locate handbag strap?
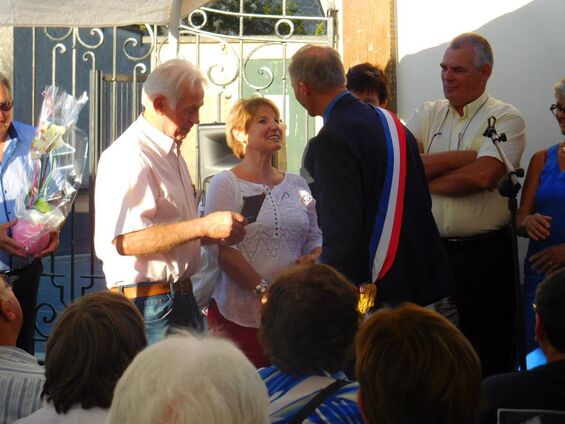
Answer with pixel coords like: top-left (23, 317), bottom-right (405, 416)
top-left (288, 379), bottom-right (350, 424)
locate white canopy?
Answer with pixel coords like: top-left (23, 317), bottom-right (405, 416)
top-left (1, 0), bottom-right (208, 27)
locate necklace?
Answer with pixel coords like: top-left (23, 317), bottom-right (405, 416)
top-left (426, 96), bottom-right (489, 153)
top-left (456, 96), bottom-right (490, 150)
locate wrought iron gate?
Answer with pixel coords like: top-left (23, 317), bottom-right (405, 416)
top-left (11, 1), bottom-right (336, 354)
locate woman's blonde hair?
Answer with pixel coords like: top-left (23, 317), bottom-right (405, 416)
top-left (226, 97), bottom-right (280, 159)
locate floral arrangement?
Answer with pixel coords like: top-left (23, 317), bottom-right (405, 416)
top-left (12, 86), bottom-right (88, 254)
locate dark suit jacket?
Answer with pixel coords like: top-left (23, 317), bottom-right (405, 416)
top-left (304, 93), bottom-right (452, 306)
top-left (481, 360), bottom-right (565, 424)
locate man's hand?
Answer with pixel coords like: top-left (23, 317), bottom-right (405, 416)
top-left (0, 219), bottom-right (27, 257)
top-left (36, 231), bottom-right (60, 258)
top-left (522, 213), bottom-right (552, 241)
top-left (530, 243), bottom-right (565, 275)
top-left (202, 211), bottom-right (246, 246)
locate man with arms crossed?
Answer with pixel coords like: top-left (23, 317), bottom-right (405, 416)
top-left (407, 33), bottom-right (526, 376)
top-left (95, 59), bottom-right (245, 344)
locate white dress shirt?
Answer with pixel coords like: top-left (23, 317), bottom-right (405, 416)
top-left (94, 115), bottom-right (200, 287)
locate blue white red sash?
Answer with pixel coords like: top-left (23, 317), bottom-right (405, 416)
top-left (368, 107), bottom-right (407, 282)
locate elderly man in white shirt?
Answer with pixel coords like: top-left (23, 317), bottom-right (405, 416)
top-left (407, 33), bottom-right (526, 377)
top-left (95, 59), bottom-right (246, 344)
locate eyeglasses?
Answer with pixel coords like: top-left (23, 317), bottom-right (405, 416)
top-left (550, 104), bottom-right (565, 117)
top-left (0, 101), bottom-right (13, 112)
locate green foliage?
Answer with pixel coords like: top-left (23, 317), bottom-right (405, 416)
top-left (190, 0), bottom-right (325, 36)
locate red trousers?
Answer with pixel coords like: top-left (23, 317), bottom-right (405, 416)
top-left (207, 299), bottom-right (270, 368)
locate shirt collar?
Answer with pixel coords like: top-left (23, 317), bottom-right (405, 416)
top-left (450, 91), bottom-right (489, 119)
top-left (323, 90), bottom-right (349, 123)
top-left (137, 114), bottom-right (178, 155)
top-left (7, 123), bottom-right (19, 143)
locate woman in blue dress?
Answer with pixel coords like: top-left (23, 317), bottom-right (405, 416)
top-left (518, 76), bottom-right (565, 353)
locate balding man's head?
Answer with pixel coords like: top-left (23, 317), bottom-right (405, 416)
top-left (0, 275), bottom-right (23, 345)
top-left (288, 44), bottom-right (346, 92)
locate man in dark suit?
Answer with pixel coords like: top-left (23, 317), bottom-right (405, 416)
top-left (288, 44), bottom-right (453, 309)
top-left (481, 268), bottom-right (565, 423)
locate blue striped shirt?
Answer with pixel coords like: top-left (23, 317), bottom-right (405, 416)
top-left (259, 366), bottom-right (363, 423)
top-left (0, 346), bottom-right (44, 424)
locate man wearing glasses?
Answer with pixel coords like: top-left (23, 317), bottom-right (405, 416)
top-left (406, 33), bottom-right (526, 377)
top-left (0, 73), bottom-right (60, 355)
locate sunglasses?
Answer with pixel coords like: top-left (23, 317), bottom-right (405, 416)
top-left (0, 101), bottom-right (13, 112)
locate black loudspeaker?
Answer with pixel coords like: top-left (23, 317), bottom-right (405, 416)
top-left (197, 123), bottom-right (240, 187)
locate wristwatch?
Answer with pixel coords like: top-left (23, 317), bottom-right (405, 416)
top-left (253, 278), bottom-right (270, 297)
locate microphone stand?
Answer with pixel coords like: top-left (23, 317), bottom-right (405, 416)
top-left (483, 116), bottom-right (526, 371)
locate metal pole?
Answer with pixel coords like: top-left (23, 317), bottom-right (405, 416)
top-left (169, 0), bottom-right (182, 57)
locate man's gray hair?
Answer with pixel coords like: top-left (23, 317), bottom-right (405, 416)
top-left (142, 58), bottom-right (204, 109)
top-left (108, 333), bottom-right (269, 424)
top-left (553, 76), bottom-right (565, 101)
top-left (288, 44), bottom-right (346, 92)
top-left (0, 72), bottom-right (12, 98)
top-left (449, 33), bottom-right (493, 69)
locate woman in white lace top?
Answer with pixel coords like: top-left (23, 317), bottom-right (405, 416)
top-left (204, 98), bottom-right (322, 367)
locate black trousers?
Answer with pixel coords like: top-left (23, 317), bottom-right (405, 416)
top-left (443, 228), bottom-right (515, 378)
top-left (9, 259), bottom-right (43, 355)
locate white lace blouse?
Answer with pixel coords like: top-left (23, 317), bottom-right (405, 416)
top-left (204, 170), bottom-right (322, 328)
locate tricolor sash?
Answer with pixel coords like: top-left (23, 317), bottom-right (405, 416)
top-left (368, 107), bottom-right (407, 282)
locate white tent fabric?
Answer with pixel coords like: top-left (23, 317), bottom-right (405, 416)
top-left (1, 0), bottom-right (208, 27)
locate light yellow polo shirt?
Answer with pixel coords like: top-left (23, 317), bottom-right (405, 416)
top-left (407, 91), bottom-right (526, 237)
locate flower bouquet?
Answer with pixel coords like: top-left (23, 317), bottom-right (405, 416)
top-left (12, 86), bottom-right (88, 255)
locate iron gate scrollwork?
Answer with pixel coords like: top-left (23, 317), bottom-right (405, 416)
top-left (12, 0), bottom-right (336, 355)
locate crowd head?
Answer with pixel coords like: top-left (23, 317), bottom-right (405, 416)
top-left (109, 333), bottom-right (269, 424)
top-left (355, 303), bottom-right (482, 424)
top-left (260, 263), bottom-right (359, 374)
top-left (535, 268), bottom-right (565, 354)
top-left (0, 275), bottom-right (22, 344)
top-left (552, 76), bottom-right (565, 136)
top-left (142, 58), bottom-right (204, 110)
top-left (0, 72), bottom-right (12, 97)
top-left (288, 44), bottom-right (346, 93)
top-left (0, 72), bottom-right (14, 142)
top-left (441, 32), bottom-right (493, 110)
top-left (449, 32), bottom-right (493, 69)
top-left (43, 291), bottom-right (147, 413)
top-left (346, 63), bottom-right (389, 107)
top-left (554, 76), bottom-right (565, 103)
top-left (226, 97), bottom-right (282, 159)
top-left (141, 59), bottom-right (205, 143)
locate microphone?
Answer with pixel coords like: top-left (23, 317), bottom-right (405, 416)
top-left (483, 116), bottom-right (507, 142)
top-left (483, 116), bottom-right (496, 138)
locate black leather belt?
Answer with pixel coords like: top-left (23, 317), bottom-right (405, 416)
top-left (442, 227), bottom-right (508, 248)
